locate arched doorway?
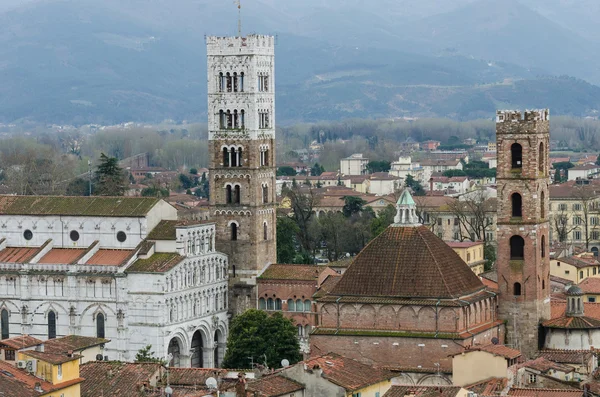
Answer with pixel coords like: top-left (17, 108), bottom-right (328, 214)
top-left (191, 331), bottom-right (204, 368)
top-left (168, 338), bottom-right (182, 367)
top-left (214, 329), bottom-right (223, 368)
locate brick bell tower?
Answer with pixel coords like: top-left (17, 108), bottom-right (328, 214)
top-left (207, 35), bottom-right (277, 315)
top-left (496, 109), bottom-right (551, 358)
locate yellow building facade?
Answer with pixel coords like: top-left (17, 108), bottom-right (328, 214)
top-left (550, 253), bottom-right (600, 283)
top-left (447, 241), bottom-right (486, 275)
top-left (18, 350), bottom-right (82, 397)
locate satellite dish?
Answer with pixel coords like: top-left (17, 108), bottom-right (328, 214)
top-left (206, 377), bottom-right (218, 389)
top-left (281, 359), bottom-right (290, 367)
top-left (96, 354), bottom-right (103, 361)
top-left (491, 337), bottom-right (500, 345)
top-left (165, 386), bottom-right (173, 397)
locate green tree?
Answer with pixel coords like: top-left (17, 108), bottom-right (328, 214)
top-left (442, 169), bottom-right (467, 177)
top-left (596, 154), bottom-right (600, 166)
top-left (370, 204), bottom-right (396, 236)
top-left (277, 166), bottom-right (297, 176)
top-left (66, 177), bottom-right (91, 196)
top-left (141, 186), bottom-right (169, 198)
top-left (94, 153), bottom-right (126, 196)
top-left (311, 163), bottom-right (325, 176)
top-left (366, 160), bottom-right (391, 173)
top-left (277, 217), bottom-right (299, 263)
top-left (179, 174), bottom-right (194, 190)
top-left (135, 345), bottom-right (164, 364)
top-left (222, 310), bottom-right (301, 369)
top-left (343, 196), bottom-right (367, 217)
top-left (190, 168), bottom-right (198, 175)
top-left (405, 174), bottom-right (425, 196)
top-left (484, 244), bottom-right (496, 272)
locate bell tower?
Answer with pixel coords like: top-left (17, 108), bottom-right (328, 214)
top-left (496, 109), bottom-right (551, 358)
top-left (207, 35), bottom-right (277, 315)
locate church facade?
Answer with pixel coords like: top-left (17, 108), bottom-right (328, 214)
top-left (207, 34), bottom-right (277, 315)
top-left (0, 196), bottom-right (229, 368)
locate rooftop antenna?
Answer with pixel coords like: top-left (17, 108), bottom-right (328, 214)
top-left (234, 0), bottom-right (242, 37)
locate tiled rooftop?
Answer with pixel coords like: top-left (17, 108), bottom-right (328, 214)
top-left (85, 249), bottom-right (134, 266)
top-left (80, 361), bottom-right (162, 397)
top-left (38, 248), bottom-right (87, 264)
top-left (21, 350), bottom-right (81, 365)
top-left (578, 277), bottom-right (600, 294)
top-left (464, 377), bottom-right (507, 396)
top-left (259, 264), bottom-right (329, 281)
top-left (383, 386), bottom-right (463, 397)
top-left (301, 352), bottom-right (393, 392)
top-left (0, 335), bottom-right (42, 350)
top-left (522, 357), bottom-right (574, 374)
top-left (0, 246), bottom-right (40, 263)
top-left (126, 252), bottom-right (184, 273)
top-left (0, 360), bottom-right (82, 397)
top-left (246, 374), bottom-right (304, 396)
top-left (542, 315), bottom-right (600, 329)
top-left (551, 301), bottom-right (600, 320)
top-left (328, 225), bottom-right (485, 299)
top-left (479, 344), bottom-right (522, 360)
top-left (554, 256), bottom-right (600, 269)
top-left (166, 367), bottom-right (226, 386)
top-left (147, 219), bottom-right (212, 241)
top-left (446, 241), bottom-right (483, 248)
top-left (313, 274), bottom-right (342, 299)
top-left (42, 335), bottom-right (109, 354)
top-left (537, 349), bottom-right (594, 364)
top-left (508, 388), bottom-right (582, 397)
top-left (0, 195), bottom-right (161, 217)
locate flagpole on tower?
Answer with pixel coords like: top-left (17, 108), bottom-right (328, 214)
top-left (235, 0), bottom-right (242, 37)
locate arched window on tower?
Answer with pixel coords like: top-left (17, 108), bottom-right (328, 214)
top-left (240, 72), bottom-right (244, 92)
top-left (226, 72), bottom-right (232, 92)
top-left (233, 72), bottom-right (238, 92)
top-left (539, 142), bottom-right (545, 173)
top-left (233, 110), bottom-right (239, 128)
top-left (264, 149), bottom-right (269, 166)
top-left (237, 148), bottom-right (243, 167)
top-left (540, 191), bottom-right (545, 219)
top-left (225, 186), bottom-right (232, 204)
top-left (511, 193), bottom-right (522, 217)
top-left (218, 72), bottom-right (224, 92)
top-left (511, 143), bottom-right (523, 169)
top-left (230, 148), bottom-right (237, 167)
top-left (234, 185), bottom-right (241, 204)
top-left (226, 110), bottom-right (232, 129)
top-left (262, 185), bottom-right (268, 203)
top-left (510, 235), bottom-right (525, 260)
top-left (263, 223), bottom-right (268, 240)
top-left (48, 311), bottom-right (56, 339)
top-left (1, 309), bottom-right (8, 339)
top-left (240, 110), bottom-right (245, 128)
top-left (541, 235), bottom-right (546, 258)
top-left (230, 223), bottom-right (238, 241)
top-left (96, 313), bottom-right (105, 339)
top-left (223, 147), bottom-right (229, 167)
top-left (219, 110), bottom-right (225, 129)
top-left (513, 282), bottom-right (522, 296)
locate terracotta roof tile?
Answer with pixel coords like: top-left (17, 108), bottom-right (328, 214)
top-left (0, 360), bottom-right (82, 397)
top-left (479, 344), bottom-right (522, 359)
top-left (0, 247), bottom-right (41, 263)
top-left (126, 253), bottom-right (184, 273)
top-left (329, 225), bottom-right (485, 299)
top-left (0, 335), bottom-right (42, 350)
top-left (508, 388), bottom-right (583, 397)
top-left (446, 241), bottom-right (483, 248)
top-left (38, 248), bottom-right (87, 264)
top-left (555, 256), bottom-right (600, 269)
top-left (301, 352), bottom-right (393, 392)
top-left (21, 350), bottom-right (81, 364)
top-left (543, 315), bottom-right (600, 329)
top-left (246, 374), bottom-right (304, 396)
top-left (313, 274), bottom-right (342, 299)
top-left (166, 368), bottom-right (226, 386)
top-left (551, 301), bottom-right (600, 320)
top-left (42, 335), bottom-right (109, 354)
top-left (578, 278), bottom-right (600, 294)
top-left (86, 249), bottom-right (135, 266)
top-left (80, 361), bottom-right (162, 397)
top-left (0, 195), bottom-right (161, 217)
top-left (259, 264), bottom-right (328, 281)
top-left (384, 386), bottom-right (463, 397)
top-left (537, 350), bottom-right (594, 364)
top-left (522, 357), bottom-right (574, 374)
top-left (465, 377), bottom-right (507, 396)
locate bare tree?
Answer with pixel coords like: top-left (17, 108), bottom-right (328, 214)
top-left (571, 185), bottom-right (600, 249)
top-left (285, 185), bottom-right (320, 253)
top-left (447, 189), bottom-right (495, 244)
top-left (553, 207), bottom-right (576, 243)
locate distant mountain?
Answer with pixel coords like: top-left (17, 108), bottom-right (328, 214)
top-left (1, 0), bottom-right (600, 124)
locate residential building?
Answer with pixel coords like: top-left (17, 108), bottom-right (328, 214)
top-left (80, 361), bottom-right (162, 397)
top-left (389, 156), bottom-right (425, 184)
top-left (42, 335), bottom-right (109, 364)
top-left (495, 109), bottom-right (551, 359)
top-left (421, 140), bottom-right (441, 151)
top-left (281, 352), bottom-right (394, 397)
top-left (451, 344), bottom-right (521, 386)
top-left (368, 172), bottom-right (401, 196)
top-left (568, 164), bottom-right (600, 181)
top-left (550, 253), bottom-right (600, 283)
top-left (578, 277), bottom-right (600, 302)
top-left (488, 142), bottom-right (497, 152)
top-left (517, 357), bottom-right (578, 385)
top-left (0, 196), bottom-right (228, 368)
top-left (311, 191), bottom-right (503, 370)
top-left (257, 264), bottom-right (338, 353)
top-left (420, 159), bottom-right (463, 183)
top-left (430, 176), bottom-right (470, 195)
top-left (340, 153), bottom-right (369, 175)
top-left (0, 351), bottom-right (83, 397)
top-left (0, 335), bottom-right (42, 363)
top-left (245, 373), bottom-right (305, 397)
top-left (446, 241), bottom-right (486, 275)
top-left (207, 34), bottom-right (277, 315)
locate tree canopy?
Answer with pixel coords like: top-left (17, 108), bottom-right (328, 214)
top-left (277, 166), bottom-right (297, 176)
top-left (222, 310), bottom-right (301, 369)
top-left (94, 153), bottom-right (126, 196)
top-left (366, 160), bottom-right (391, 173)
top-left (405, 174), bottom-right (425, 196)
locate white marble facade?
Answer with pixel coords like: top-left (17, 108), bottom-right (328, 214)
top-left (0, 196), bottom-right (228, 368)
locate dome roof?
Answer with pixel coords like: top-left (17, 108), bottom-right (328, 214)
top-left (566, 285), bottom-right (584, 296)
top-left (329, 225), bottom-right (486, 299)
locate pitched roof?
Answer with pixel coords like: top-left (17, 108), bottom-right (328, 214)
top-left (246, 374), bottom-right (304, 396)
top-left (464, 377), bottom-right (507, 396)
top-left (38, 248), bottom-right (87, 264)
top-left (80, 361), bottom-right (162, 397)
top-left (166, 367), bottom-right (226, 386)
top-left (85, 249), bottom-right (135, 266)
top-left (259, 264), bottom-right (328, 281)
top-left (42, 335), bottom-right (109, 354)
top-left (0, 246), bottom-right (41, 263)
top-left (21, 350), bottom-right (81, 364)
top-left (551, 301), bottom-right (600, 320)
top-left (328, 225), bottom-right (485, 299)
top-left (555, 256), bottom-right (600, 269)
top-left (313, 274), bottom-right (343, 299)
top-left (147, 219), bottom-right (212, 241)
top-left (508, 388), bottom-right (583, 397)
top-left (0, 335), bottom-right (42, 350)
top-left (479, 344), bottom-right (522, 359)
top-left (0, 360), bottom-right (83, 397)
top-left (446, 241), bottom-right (483, 248)
top-left (0, 195), bottom-right (162, 217)
top-left (522, 357), bottom-right (574, 374)
top-left (126, 253), bottom-right (184, 273)
top-left (537, 349), bottom-right (594, 364)
top-left (578, 277), bottom-right (600, 294)
top-left (383, 386), bottom-right (463, 397)
top-left (301, 352), bottom-right (393, 392)
top-left (542, 315), bottom-right (600, 329)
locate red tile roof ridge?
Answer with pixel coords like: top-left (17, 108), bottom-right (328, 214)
top-left (0, 335), bottom-right (43, 349)
top-left (21, 350), bottom-right (82, 364)
top-left (71, 241), bottom-right (100, 265)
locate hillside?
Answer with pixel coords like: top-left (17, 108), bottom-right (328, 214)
top-left (0, 0), bottom-right (600, 124)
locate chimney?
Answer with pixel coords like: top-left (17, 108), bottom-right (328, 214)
top-left (67, 350), bottom-right (73, 357)
top-left (429, 178), bottom-right (433, 193)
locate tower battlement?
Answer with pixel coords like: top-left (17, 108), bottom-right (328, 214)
top-left (207, 35), bottom-right (275, 56)
top-left (496, 109), bottom-right (549, 134)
